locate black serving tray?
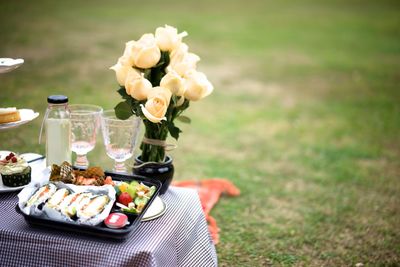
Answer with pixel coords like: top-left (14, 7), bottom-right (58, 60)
top-left (15, 172), bottom-right (162, 240)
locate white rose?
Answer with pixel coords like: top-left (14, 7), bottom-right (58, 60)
top-left (118, 55), bottom-right (134, 67)
top-left (140, 87), bottom-right (172, 123)
top-left (110, 61), bottom-right (131, 86)
top-left (130, 34), bottom-right (161, 69)
top-left (155, 25), bottom-right (188, 52)
top-left (110, 51), bottom-right (139, 86)
top-left (169, 43), bottom-right (189, 66)
top-left (184, 70), bottom-right (213, 101)
top-left (160, 70), bottom-right (185, 96)
top-left (122, 68), bottom-right (141, 93)
top-left (125, 72), bottom-right (152, 101)
top-left (122, 40), bottom-right (136, 66)
top-left (171, 52), bottom-right (200, 77)
top-left (125, 67), bottom-right (141, 81)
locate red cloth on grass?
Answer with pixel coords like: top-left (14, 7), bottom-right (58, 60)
top-left (173, 179), bottom-right (240, 244)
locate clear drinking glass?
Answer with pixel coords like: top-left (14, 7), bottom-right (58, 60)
top-left (70, 104), bottom-right (103, 168)
top-left (101, 110), bottom-right (141, 173)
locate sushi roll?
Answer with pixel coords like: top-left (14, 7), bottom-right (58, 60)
top-left (74, 194), bottom-right (93, 214)
top-left (26, 183), bottom-right (57, 208)
top-left (78, 195), bottom-right (110, 220)
top-left (58, 192), bottom-right (92, 218)
top-left (45, 188), bottom-right (70, 208)
top-left (65, 193), bottom-right (92, 218)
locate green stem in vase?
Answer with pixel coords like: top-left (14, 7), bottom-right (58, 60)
top-left (140, 120), bottom-right (169, 162)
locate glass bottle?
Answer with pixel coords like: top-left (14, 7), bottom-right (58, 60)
top-left (40, 95), bottom-right (71, 166)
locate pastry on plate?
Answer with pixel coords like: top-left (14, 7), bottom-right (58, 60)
top-left (0, 152), bottom-right (31, 187)
top-left (0, 107), bottom-right (21, 124)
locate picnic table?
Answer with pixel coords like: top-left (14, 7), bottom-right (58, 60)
top-left (0, 157), bottom-right (217, 267)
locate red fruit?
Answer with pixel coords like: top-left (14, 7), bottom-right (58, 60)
top-left (11, 157), bottom-right (17, 163)
top-left (6, 153), bottom-right (15, 161)
top-left (117, 192), bottom-right (132, 206)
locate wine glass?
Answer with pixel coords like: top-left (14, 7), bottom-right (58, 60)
top-left (101, 110), bottom-right (141, 173)
top-left (69, 104), bottom-right (103, 168)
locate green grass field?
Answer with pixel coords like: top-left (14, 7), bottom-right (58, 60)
top-left (1, 0), bottom-right (399, 266)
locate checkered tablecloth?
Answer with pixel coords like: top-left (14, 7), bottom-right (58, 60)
top-left (0, 186), bottom-right (218, 267)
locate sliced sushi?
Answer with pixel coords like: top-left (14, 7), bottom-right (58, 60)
top-left (65, 193), bottom-right (93, 218)
top-left (45, 188), bottom-right (70, 208)
top-left (26, 183), bottom-right (57, 208)
top-left (58, 192), bottom-right (92, 218)
top-left (78, 195), bottom-right (109, 220)
top-left (74, 193), bottom-right (93, 214)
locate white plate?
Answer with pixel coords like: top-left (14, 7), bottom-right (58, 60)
top-left (0, 178), bottom-right (27, 192)
top-left (0, 58), bottom-right (24, 74)
top-left (142, 196), bottom-right (166, 222)
top-left (0, 152), bottom-right (47, 193)
top-left (0, 109), bottom-right (39, 130)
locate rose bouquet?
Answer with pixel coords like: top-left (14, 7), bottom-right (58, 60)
top-left (111, 25), bottom-right (213, 163)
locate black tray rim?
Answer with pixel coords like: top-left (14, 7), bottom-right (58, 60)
top-left (15, 172), bottom-right (162, 240)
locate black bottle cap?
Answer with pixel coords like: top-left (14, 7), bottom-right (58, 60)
top-left (47, 95), bottom-right (68, 104)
